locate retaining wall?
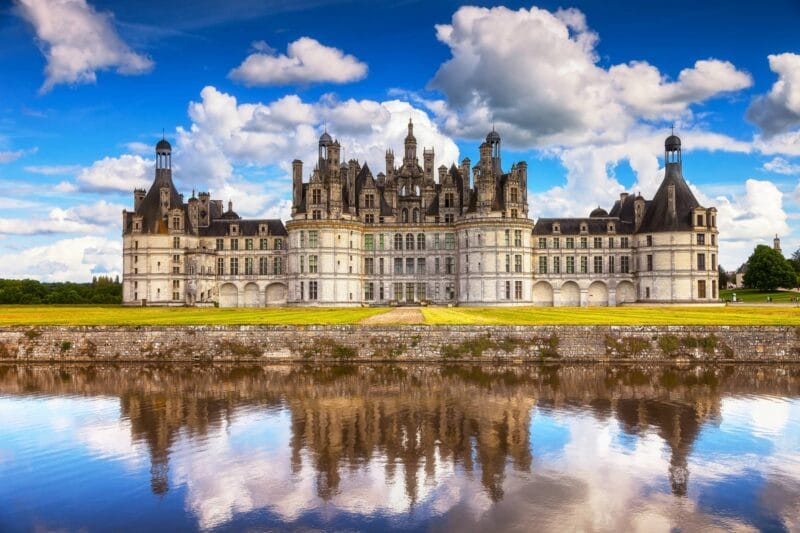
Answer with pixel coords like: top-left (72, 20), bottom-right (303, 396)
top-left (1, 325), bottom-right (799, 362)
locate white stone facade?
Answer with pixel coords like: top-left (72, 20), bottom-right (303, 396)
top-left (122, 132), bottom-right (718, 307)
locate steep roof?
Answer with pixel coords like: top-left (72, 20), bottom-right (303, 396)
top-left (638, 163), bottom-right (701, 233)
top-left (133, 169), bottom-right (184, 234)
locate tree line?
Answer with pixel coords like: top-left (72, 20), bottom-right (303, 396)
top-left (720, 245), bottom-right (800, 292)
top-left (0, 276), bottom-right (122, 304)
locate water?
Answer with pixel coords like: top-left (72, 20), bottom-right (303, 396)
top-left (0, 364), bottom-right (798, 532)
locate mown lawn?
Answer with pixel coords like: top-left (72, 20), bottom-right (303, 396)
top-left (720, 288), bottom-right (800, 302)
top-left (0, 306), bottom-right (389, 326)
top-left (421, 306), bottom-right (800, 326)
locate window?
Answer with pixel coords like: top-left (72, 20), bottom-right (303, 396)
top-left (553, 237), bottom-right (560, 249)
top-left (553, 257), bottom-right (561, 274)
top-left (698, 279), bottom-right (706, 299)
top-left (434, 234), bottom-right (441, 249)
top-left (620, 256), bottom-right (630, 273)
top-left (173, 237), bottom-right (180, 249)
top-left (538, 237), bottom-right (547, 249)
top-left (514, 230), bottom-right (522, 246)
top-left (365, 257), bottom-right (374, 275)
top-left (608, 256), bottom-right (615, 273)
top-left (697, 253), bottom-right (706, 271)
top-left (394, 258), bottom-right (402, 274)
top-left (504, 229), bottom-right (511, 246)
top-left (230, 257), bottom-right (239, 275)
top-left (217, 257), bottom-right (224, 275)
top-left (646, 287), bottom-right (650, 299)
top-left (593, 237), bottom-right (602, 249)
top-left (445, 257), bottom-right (455, 274)
top-left (244, 238), bottom-right (253, 250)
top-left (259, 257), bottom-right (268, 275)
top-left (445, 233), bottom-right (455, 250)
top-left (580, 237), bottom-right (588, 249)
top-left (444, 192), bottom-right (455, 207)
top-left (505, 254), bottom-right (511, 273)
top-left (312, 189), bottom-right (322, 204)
top-left (711, 234), bottom-right (716, 246)
top-left (312, 210), bottom-right (322, 220)
top-left (646, 235), bottom-right (653, 247)
top-left (647, 255), bottom-right (653, 271)
top-left (365, 234), bottom-right (374, 251)
top-left (394, 234), bottom-right (402, 250)
top-left (309, 231), bottom-right (319, 247)
top-left (260, 239), bottom-right (268, 250)
top-left (379, 234), bottom-right (385, 250)
top-left (364, 193), bottom-right (375, 208)
top-left (230, 238), bottom-right (239, 251)
top-left (299, 282), bottom-right (304, 300)
top-left (244, 257), bottom-right (253, 275)
top-left (406, 258), bottom-right (414, 274)
top-left (274, 239), bottom-right (283, 250)
top-left (365, 214), bottom-right (374, 224)
top-left (566, 256), bottom-right (575, 274)
top-left (608, 237), bottom-right (615, 249)
top-left (696, 214), bottom-right (704, 226)
top-left (711, 253), bottom-right (716, 270)
top-left (417, 258), bottom-right (426, 274)
top-left (300, 256), bottom-right (304, 273)
top-left (712, 280), bottom-right (718, 299)
top-left (379, 257), bottom-right (384, 275)
top-left (514, 281), bottom-right (523, 300)
top-left (444, 213), bottom-right (454, 223)
top-left (445, 283), bottom-right (455, 300)
top-left (505, 281), bottom-right (511, 300)
top-left (435, 257), bottom-right (440, 274)
top-left (566, 237), bottom-right (575, 249)
top-left (417, 234), bottom-right (425, 250)
top-left (406, 233), bottom-right (414, 250)
top-left (413, 208), bottom-right (419, 223)
top-left (273, 257), bottom-right (282, 275)
top-left (514, 254), bottom-right (522, 273)
top-left (365, 282), bottom-right (374, 300)
top-left (580, 256), bottom-right (588, 274)
top-left (697, 233), bottom-right (705, 245)
top-left (594, 256), bottom-right (603, 274)
top-left (309, 281), bottom-right (318, 300)
top-left (309, 255), bottom-right (318, 273)
top-left (621, 237), bottom-right (629, 248)
top-left (172, 266), bottom-right (180, 274)
top-left (539, 256), bottom-right (548, 274)
top-left (402, 209), bottom-right (409, 223)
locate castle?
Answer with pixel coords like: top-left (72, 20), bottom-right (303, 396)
top-left (122, 123), bottom-right (719, 307)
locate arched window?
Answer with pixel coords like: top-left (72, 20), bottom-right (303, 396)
top-left (417, 233), bottom-right (425, 250)
top-left (394, 233), bottom-right (403, 250)
top-left (402, 209), bottom-right (409, 223)
top-left (415, 185), bottom-right (420, 196)
top-left (406, 233), bottom-right (414, 250)
top-left (413, 208), bottom-right (419, 223)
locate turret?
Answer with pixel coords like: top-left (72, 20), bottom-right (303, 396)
top-left (404, 119), bottom-right (417, 164)
top-left (460, 157), bottom-right (471, 188)
top-left (188, 193), bottom-right (199, 232)
top-left (133, 188), bottom-right (146, 211)
top-left (155, 138), bottom-right (172, 184)
top-left (486, 127), bottom-right (501, 174)
top-left (634, 194), bottom-right (646, 231)
top-left (198, 192), bottom-right (210, 227)
top-left (328, 140), bottom-right (340, 169)
top-left (423, 147), bottom-right (434, 181)
top-left (385, 149), bottom-right (394, 177)
top-left (292, 159), bottom-right (303, 210)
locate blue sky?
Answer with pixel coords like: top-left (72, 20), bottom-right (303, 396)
top-left (0, 0), bottom-right (799, 281)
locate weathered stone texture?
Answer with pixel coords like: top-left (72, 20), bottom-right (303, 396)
top-left (0, 325), bottom-right (798, 362)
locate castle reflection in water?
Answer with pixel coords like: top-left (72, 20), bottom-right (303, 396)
top-left (2, 363), bottom-right (797, 510)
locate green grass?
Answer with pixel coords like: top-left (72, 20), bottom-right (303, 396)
top-left (720, 288), bottom-right (800, 302)
top-left (421, 306), bottom-right (800, 326)
top-left (0, 305), bottom-right (389, 326)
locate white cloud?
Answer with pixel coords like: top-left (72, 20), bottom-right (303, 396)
top-left (0, 149), bottom-right (26, 164)
top-left (0, 199), bottom-right (123, 236)
top-left (428, 5), bottom-right (751, 148)
top-left (14, 0), bottom-right (153, 92)
top-left (24, 164), bottom-right (82, 175)
top-left (229, 37), bottom-right (367, 86)
top-left (763, 157), bottom-right (800, 175)
top-left (0, 235), bottom-right (120, 281)
top-left (74, 154), bottom-right (151, 193)
top-left (746, 53), bottom-right (800, 136)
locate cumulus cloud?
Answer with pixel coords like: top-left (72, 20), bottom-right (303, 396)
top-left (0, 236), bottom-right (120, 281)
top-left (24, 164), bottom-right (82, 175)
top-left (74, 154), bottom-right (151, 193)
top-left (0, 200), bottom-right (124, 236)
top-left (14, 0), bottom-right (153, 92)
top-left (763, 157), bottom-right (800, 175)
top-left (229, 37), bottom-right (367, 86)
top-left (428, 5), bottom-right (751, 147)
top-left (174, 86), bottom-right (458, 216)
top-left (746, 53), bottom-right (800, 136)
top-left (0, 147), bottom-right (37, 163)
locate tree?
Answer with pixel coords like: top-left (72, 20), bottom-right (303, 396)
top-left (718, 265), bottom-right (728, 289)
top-left (790, 248), bottom-right (800, 274)
top-left (743, 245), bottom-right (796, 291)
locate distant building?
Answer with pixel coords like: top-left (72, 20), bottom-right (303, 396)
top-left (122, 130), bottom-right (719, 306)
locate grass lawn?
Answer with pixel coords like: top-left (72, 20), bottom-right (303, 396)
top-left (720, 288), bottom-right (800, 303)
top-left (421, 306), bottom-right (800, 326)
top-left (0, 305), bottom-right (389, 326)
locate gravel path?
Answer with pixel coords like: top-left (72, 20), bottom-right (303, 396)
top-left (360, 307), bottom-right (425, 325)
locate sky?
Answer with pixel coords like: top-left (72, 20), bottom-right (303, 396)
top-left (0, 0), bottom-right (799, 281)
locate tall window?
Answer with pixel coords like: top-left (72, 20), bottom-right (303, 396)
top-left (646, 235), bottom-right (653, 247)
top-left (608, 237), bottom-right (615, 249)
top-left (620, 256), bottom-right (629, 273)
top-left (697, 233), bottom-right (705, 245)
top-left (514, 255), bottom-right (522, 273)
top-left (216, 238), bottom-right (224, 251)
top-left (365, 234), bottom-right (374, 251)
top-left (406, 233), bottom-right (414, 250)
top-left (379, 258), bottom-right (384, 275)
top-left (379, 234), bottom-right (385, 250)
top-left (445, 257), bottom-right (455, 274)
top-left (308, 231), bottom-right (319, 247)
top-left (608, 256), bottom-right (615, 273)
top-left (593, 256), bottom-right (603, 274)
top-left (405, 258), bottom-right (414, 274)
top-left (538, 238), bottom-right (547, 249)
top-left (505, 281), bottom-right (511, 300)
top-left (230, 238), bottom-right (239, 251)
top-left (504, 229), bottom-right (510, 246)
top-left (309, 255), bottom-right (318, 273)
top-left (309, 281), bottom-right (318, 300)
top-left (505, 254), bottom-right (510, 273)
top-left (566, 256), bottom-right (575, 274)
top-left (553, 237), bottom-right (560, 249)
top-left (593, 237), bottom-right (602, 249)
top-left (394, 258), bottom-right (402, 274)
top-left (274, 238), bottom-right (283, 250)
top-left (445, 233), bottom-right (455, 250)
top-left (417, 234), bottom-right (425, 250)
top-left (553, 257), bottom-right (561, 274)
top-left (580, 256), bottom-right (588, 274)
top-left (244, 257), bottom-right (254, 275)
top-left (394, 233), bottom-right (403, 250)
top-left (698, 280), bottom-right (706, 298)
top-left (510, 187), bottom-right (518, 203)
top-left (647, 255), bottom-right (653, 271)
top-left (259, 257), bottom-right (268, 275)
top-left (364, 194), bottom-right (375, 208)
top-left (697, 253), bottom-right (706, 271)
top-left (514, 230), bottom-right (522, 246)
top-left (173, 237), bottom-right (181, 249)
top-left (260, 239), bottom-right (268, 250)
top-left (417, 258), bottom-right (426, 274)
top-left (217, 257), bottom-right (224, 275)
top-left (444, 192), bottom-right (454, 207)
top-left (514, 281), bottom-right (523, 300)
top-left (365, 282), bottom-right (375, 300)
top-left (312, 189), bottom-right (322, 204)
top-left (621, 237), bottom-right (629, 248)
top-left (566, 237), bottom-right (574, 249)
top-left (230, 257), bottom-right (239, 275)
top-left (539, 256), bottom-right (548, 274)
top-left (580, 237), bottom-right (587, 249)
top-left (245, 238), bottom-right (253, 250)
top-left (434, 234), bottom-right (441, 249)
top-left (365, 257), bottom-right (374, 275)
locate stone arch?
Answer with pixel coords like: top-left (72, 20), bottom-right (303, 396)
top-left (265, 282), bottom-right (287, 305)
top-left (244, 282), bottom-right (260, 307)
top-left (560, 281), bottom-right (580, 306)
top-left (587, 280), bottom-right (608, 307)
top-left (219, 283), bottom-right (238, 308)
top-left (532, 281), bottom-right (554, 306)
top-left (616, 280), bottom-right (636, 304)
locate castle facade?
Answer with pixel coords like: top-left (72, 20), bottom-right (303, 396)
top-left (122, 124), bottom-right (719, 307)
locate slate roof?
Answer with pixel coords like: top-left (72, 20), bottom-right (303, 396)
top-left (638, 162), bottom-right (701, 233)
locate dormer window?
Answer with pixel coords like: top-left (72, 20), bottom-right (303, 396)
top-left (552, 222), bottom-right (560, 234)
top-left (696, 214), bottom-right (704, 226)
top-left (580, 224), bottom-right (587, 233)
top-left (607, 223), bottom-right (615, 233)
top-left (260, 224), bottom-right (267, 235)
top-left (230, 224), bottom-right (239, 236)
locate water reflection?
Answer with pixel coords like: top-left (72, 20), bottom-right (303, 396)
top-left (0, 364), bottom-right (798, 532)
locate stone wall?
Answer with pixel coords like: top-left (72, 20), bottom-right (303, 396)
top-left (1, 325), bottom-right (799, 362)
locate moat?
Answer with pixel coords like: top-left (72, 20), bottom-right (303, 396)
top-left (0, 364), bottom-right (798, 532)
